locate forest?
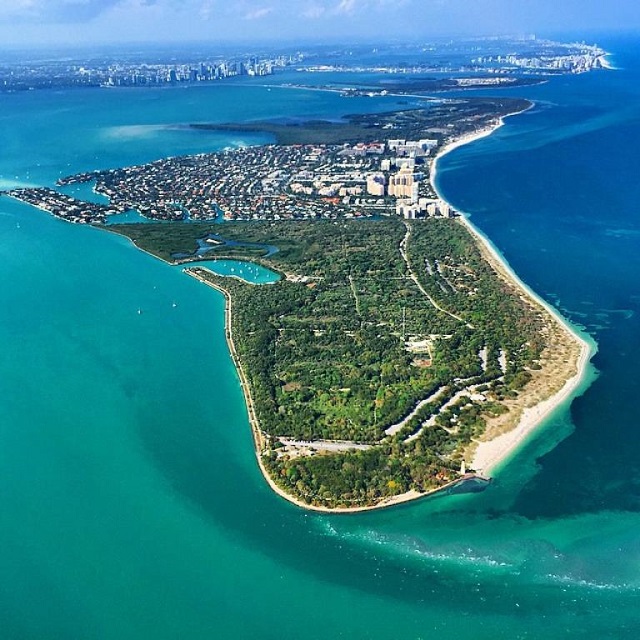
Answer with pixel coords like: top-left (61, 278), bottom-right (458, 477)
top-left (189, 97), bottom-right (532, 145)
top-left (112, 218), bottom-right (546, 508)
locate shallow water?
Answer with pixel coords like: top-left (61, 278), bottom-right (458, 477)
top-left (1, 33), bottom-right (640, 639)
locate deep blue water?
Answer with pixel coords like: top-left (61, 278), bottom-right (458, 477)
top-left (437, 35), bottom-right (640, 519)
top-left (1, 32), bottom-right (640, 639)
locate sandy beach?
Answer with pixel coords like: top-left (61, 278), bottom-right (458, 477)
top-left (185, 266), bottom-right (484, 513)
top-left (430, 110), bottom-right (594, 477)
top-left (187, 106), bottom-right (595, 512)
top-left (598, 54), bottom-right (616, 70)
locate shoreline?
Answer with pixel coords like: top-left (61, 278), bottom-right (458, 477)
top-left (183, 267), bottom-right (496, 514)
top-left (261, 82), bottom-right (453, 102)
top-left (185, 104), bottom-right (594, 512)
top-left (14, 99), bottom-right (595, 511)
top-left (599, 53), bottom-right (617, 71)
top-left (430, 108), bottom-right (595, 477)
top-left (185, 266), bottom-right (491, 513)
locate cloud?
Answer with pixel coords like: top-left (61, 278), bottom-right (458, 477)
top-left (302, 3), bottom-right (326, 19)
top-left (0, 0), bottom-right (133, 23)
top-left (30, 0), bottom-right (126, 21)
top-left (0, 0), bottom-right (423, 28)
top-left (199, 0), bottom-right (215, 21)
top-left (244, 6), bottom-right (273, 20)
top-left (2, 0), bottom-right (628, 47)
top-left (324, 0), bottom-right (415, 18)
top-left (301, 0), bottom-right (412, 20)
top-left (334, 0), bottom-right (357, 14)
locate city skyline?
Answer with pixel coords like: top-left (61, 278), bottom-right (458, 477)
top-left (1, 0), bottom-right (639, 48)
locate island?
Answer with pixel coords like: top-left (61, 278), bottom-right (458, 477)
top-left (2, 96), bottom-right (591, 512)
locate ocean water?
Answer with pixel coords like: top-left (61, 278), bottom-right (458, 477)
top-left (1, 33), bottom-right (640, 639)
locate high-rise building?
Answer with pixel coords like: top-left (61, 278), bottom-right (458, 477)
top-left (388, 164), bottom-right (418, 201)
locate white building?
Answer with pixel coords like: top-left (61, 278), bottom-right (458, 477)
top-left (366, 174), bottom-right (386, 197)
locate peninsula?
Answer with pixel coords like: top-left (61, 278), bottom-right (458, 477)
top-left (2, 97), bottom-right (591, 511)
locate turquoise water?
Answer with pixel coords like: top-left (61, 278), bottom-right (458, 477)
top-left (58, 180), bottom-right (111, 205)
top-left (2, 34), bottom-right (640, 639)
top-left (183, 260), bottom-right (280, 285)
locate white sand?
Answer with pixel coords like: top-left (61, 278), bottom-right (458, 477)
top-left (430, 109), bottom-right (595, 477)
top-left (189, 107), bottom-right (596, 510)
top-left (598, 54), bottom-right (617, 71)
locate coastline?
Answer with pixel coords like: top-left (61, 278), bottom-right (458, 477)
top-left (599, 53), bottom-right (616, 71)
top-left (185, 266), bottom-right (489, 513)
top-left (184, 104), bottom-right (594, 512)
top-left (430, 108), bottom-right (595, 477)
top-left (174, 104), bottom-right (595, 514)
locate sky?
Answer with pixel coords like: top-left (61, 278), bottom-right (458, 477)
top-left (1, 0), bottom-right (639, 47)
